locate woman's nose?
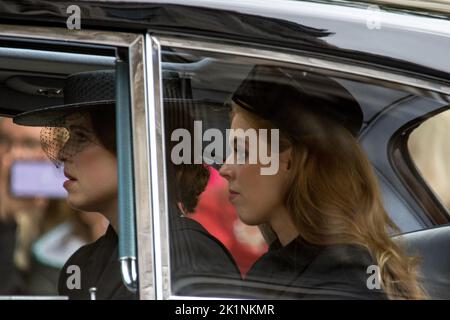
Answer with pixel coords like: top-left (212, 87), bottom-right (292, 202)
top-left (219, 162), bottom-right (233, 181)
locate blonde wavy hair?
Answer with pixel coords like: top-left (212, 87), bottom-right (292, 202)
top-left (232, 103), bottom-right (427, 300)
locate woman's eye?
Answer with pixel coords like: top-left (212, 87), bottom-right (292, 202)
top-left (72, 131), bottom-right (89, 142)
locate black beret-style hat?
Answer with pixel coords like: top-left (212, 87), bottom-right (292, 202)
top-left (231, 65), bottom-right (363, 138)
top-left (14, 69), bottom-right (115, 126)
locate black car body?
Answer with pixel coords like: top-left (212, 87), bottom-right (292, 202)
top-left (0, 0), bottom-right (449, 299)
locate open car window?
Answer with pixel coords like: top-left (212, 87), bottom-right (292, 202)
top-left (0, 27), bottom-right (145, 300)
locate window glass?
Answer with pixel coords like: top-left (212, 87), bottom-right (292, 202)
top-left (0, 46), bottom-right (126, 299)
top-left (161, 46), bottom-right (446, 299)
top-left (408, 109), bottom-right (450, 215)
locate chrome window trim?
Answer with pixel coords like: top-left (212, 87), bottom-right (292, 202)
top-left (151, 34), bottom-right (450, 300)
top-left (129, 35), bottom-right (155, 300)
top-left (0, 24), bottom-right (139, 47)
top-left (145, 35), bottom-right (170, 300)
top-left (157, 36), bottom-right (450, 98)
top-left (0, 24), bottom-right (153, 300)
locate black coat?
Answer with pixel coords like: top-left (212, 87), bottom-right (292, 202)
top-left (58, 225), bottom-right (137, 300)
top-left (0, 221), bottom-right (24, 294)
top-left (169, 214), bottom-right (242, 297)
top-left (58, 216), bottom-right (242, 299)
top-left (243, 237), bottom-right (388, 299)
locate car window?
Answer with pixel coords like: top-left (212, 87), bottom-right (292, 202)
top-left (0, 35), bottom-right (141, 299)
top-left (408, 109), bottom-right (450, 216)
top-left (159, 45), bottom-right (449, 299)
top-left (161, 54), bottom-right (266, 297)
top-left (0, 50), bottom-right (114, 297)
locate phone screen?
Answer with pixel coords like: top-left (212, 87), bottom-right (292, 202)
top-left (10, 161), bottom-right (68, 198)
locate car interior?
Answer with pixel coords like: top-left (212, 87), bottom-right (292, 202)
top-left (161, 48), bottom-right (450, 299)
top-left (0, 46), bottom-right (449, 299)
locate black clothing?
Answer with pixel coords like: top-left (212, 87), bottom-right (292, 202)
top-left (170, 215), bottom-right (242, 297)
top-left (58, 216), bottom-right (242, 299)
top-left (58, 225), bottom-right (136, 300)
top-left (244, 237), bottom-right (388, 299)
top-left (0, 220), bottom-right (24, 294)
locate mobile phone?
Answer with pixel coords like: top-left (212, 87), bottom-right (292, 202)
top-left (10, 160), bottom-right (68, 198)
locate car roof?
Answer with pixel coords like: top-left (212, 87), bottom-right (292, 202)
top-left (0, 0), bottom-right (450, 81)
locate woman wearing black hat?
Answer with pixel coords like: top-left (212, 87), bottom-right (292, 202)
top-left (219, 65), bottom-right (426, 299)
top-left (14, 70), bottom-right (241, 299)
top-left (14, 70), bottom-right (130, 299)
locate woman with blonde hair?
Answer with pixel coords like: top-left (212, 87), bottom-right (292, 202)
top-left (219, 65), bottom-right (426, 299)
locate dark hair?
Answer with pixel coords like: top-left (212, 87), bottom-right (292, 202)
top-left (87, 103), bottom-right (208, 213)
top-left (89, 105), bottom-right (116, 154)
top-left (164, 101), bottom-right (210, 215)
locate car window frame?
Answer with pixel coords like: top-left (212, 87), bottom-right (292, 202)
top-left (0, 24), bottom-right (151, 300)
top-left (389, 106), bottom-right (450, 224)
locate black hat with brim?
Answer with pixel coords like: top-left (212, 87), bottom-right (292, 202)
top-left (14, 69), bottom-right (115, 127)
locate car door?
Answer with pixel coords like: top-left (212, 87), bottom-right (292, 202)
top-left (145, 29), bottom-right (450, 299)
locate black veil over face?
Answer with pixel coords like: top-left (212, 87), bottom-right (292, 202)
top-left (40, 113), bottom-right (91, 168)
